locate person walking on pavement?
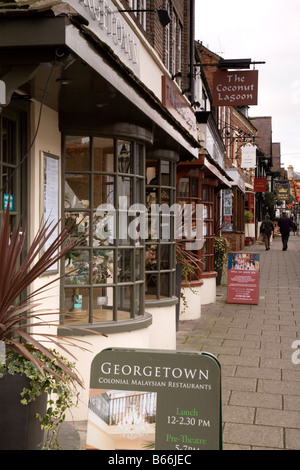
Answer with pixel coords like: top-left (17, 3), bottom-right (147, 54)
top-left (260, 214), bottom-right (274, 250)
top-left (291, 216), bottom-right (297, 235)
top-left (278, 211), bottom-right (294, 251)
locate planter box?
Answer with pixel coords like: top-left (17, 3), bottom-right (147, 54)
top-left (0, 373), bottom-right (47, 450)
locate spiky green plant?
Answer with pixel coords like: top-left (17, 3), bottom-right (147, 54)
top-left (0, 202), bottom-right (94, 386)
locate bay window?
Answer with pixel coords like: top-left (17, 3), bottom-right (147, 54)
top-left (61, 135), bottom-right (147, 329)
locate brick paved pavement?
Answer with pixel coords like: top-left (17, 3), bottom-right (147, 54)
top-left (176, 234), bottom-right (300, 450)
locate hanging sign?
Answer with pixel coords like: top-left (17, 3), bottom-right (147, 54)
top-left (274, 180), bottom-right (290, 201)
top-left (87, 348), bottom-right (222, 451)
top-left (213, 70), bottom-right (258, 106)
top-left (241, 144), bottom-right (257, 168)
top-left (254, 178), bottom-right (267, 192)
top-left (227, 252), bottom-right (260, 305)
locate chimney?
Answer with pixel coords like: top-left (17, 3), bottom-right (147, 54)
top-left (287, 165), bottom-right (294, 180)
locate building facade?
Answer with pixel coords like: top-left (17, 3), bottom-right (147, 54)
top-left (0, 0), bottom-right (199, 420)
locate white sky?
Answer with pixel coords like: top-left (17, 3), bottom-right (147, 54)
top-left (195, 0), bottom-right (300, 172)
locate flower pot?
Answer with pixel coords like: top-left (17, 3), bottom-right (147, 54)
top-left (0, 372), bottom-right (47, 450)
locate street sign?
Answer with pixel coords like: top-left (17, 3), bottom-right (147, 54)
top-left (87, 348), bottom-right (222, 450)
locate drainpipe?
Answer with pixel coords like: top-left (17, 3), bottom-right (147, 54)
top-left (189, 0), bottom-right (195, 104)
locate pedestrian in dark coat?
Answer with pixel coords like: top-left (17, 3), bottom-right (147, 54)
top-left (260, 214), bottom-right (274, 250)
top-left (278, 212), bottom-right (294, 251)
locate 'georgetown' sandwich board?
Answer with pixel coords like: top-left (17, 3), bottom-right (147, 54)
top-left (87, 348), bottom-right (222, 450)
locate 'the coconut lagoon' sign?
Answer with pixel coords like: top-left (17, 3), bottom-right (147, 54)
top-left (213, 70), bottom-right (258, 106)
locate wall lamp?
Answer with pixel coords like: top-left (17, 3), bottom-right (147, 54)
top-left (172, 72), bottom-right (182, 80)
top-left (118, 8), bottom-right (171, 27)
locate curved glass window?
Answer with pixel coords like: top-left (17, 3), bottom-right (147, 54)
top-left (61, 135), bottom-right (146, 326)
top-left (145, 153), bottom-right (177, 303)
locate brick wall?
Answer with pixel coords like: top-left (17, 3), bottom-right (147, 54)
top-left (223, 231), bottom-right (245, 252)
top-left (120, 1), bottom-right (192, 95)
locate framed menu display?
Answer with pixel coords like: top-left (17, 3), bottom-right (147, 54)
top-left (42, 152), bottom-right (59, 273)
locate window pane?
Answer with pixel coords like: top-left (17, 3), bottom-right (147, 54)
top-left (191, 178), bottom-right (198, 197)
top-left (65, 249), bottom-right (90, 285)
top-left (160, 273), bottom-right (170, 297)
top-left (64, 287), bottom-right (89, 323)
top-left (65, 174), bottom-right (90, 209)
top-left (161, 244), bottom-right (171, 269)
top-left (93, 249), bottom-right (114, 284)
top-left (146, 244), bottom-right (157, 270)
top-left (2, 117), bottom-right (17, 165)
top-left (146, 161), bottom-right (159, 184)
top-left (118, 176), bottom-right (132, 202)
top-left (117, 285), bottom-right (132, 319)
top-left (93, 174), bottom-right (114, 209)
top-left (135, 249), bottom-right (143, 281)
top-left (65, 136), bottom-right (90, 171)
top-left (161, 160), bottom-right (170, 176)
top-left (178, 178), bottom-right (189, 198)
top-left (118, 250), bottom-right (132, 283)
top-left (146, 274), bottom-right (158, 298)
top-left (117, 141), bottom-right (132, 175)
top-left (2, 167), bottom-right (16, 207)
top-left (135, 178), bottom-right (144, 205)
top-left (93, 211), bottom-right (115, 246)
top-left (135, 144), bottom-right (144, 176)
top-left (92, 287), bottom-right (114, 322)
top-left (94, 137), bottom-right (114, 172)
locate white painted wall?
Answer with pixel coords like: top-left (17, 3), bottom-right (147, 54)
top-left (200, 278), bottom-right (216, 305)
top-left (179, 286), bottom-right (202, 320)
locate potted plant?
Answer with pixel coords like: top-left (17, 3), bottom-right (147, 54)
top-left (244, 210), bottom-right (255, 245)
top-left (213, 236), bottom-right (231, 285)
top-left (0, 201), bottom-right (97, 450)
top-left (175, 241), bottom-right (201, 323)
top-left (244, 210), bottom-right (254, 223)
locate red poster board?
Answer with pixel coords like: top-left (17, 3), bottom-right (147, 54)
top-left (254, 178), bottom-right (267, 192)
top-left (227, 252), bottom-right (259, 305)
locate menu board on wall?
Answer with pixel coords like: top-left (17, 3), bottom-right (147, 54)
top-left (87, 348), bottom-right (222, 451)
top-left (42, 152), bottom-right (59, 273)
top-left (227, 252), bottom-right (260, 305)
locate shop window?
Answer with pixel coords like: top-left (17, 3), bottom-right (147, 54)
top-left (222, 187), bottom-right (245, 232)
top-left (145, 155), bottom-right (177, 302)
top-left (61, 135), bottom-right (146, 327)
top-left (223, 189), bottom-right (233, 231)
top-left (177, 168), bottom-right (216, 279)
top-left (202, 185), bottom-right (214, 273)
top-left (177, 176), bottom-right (202, 282)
